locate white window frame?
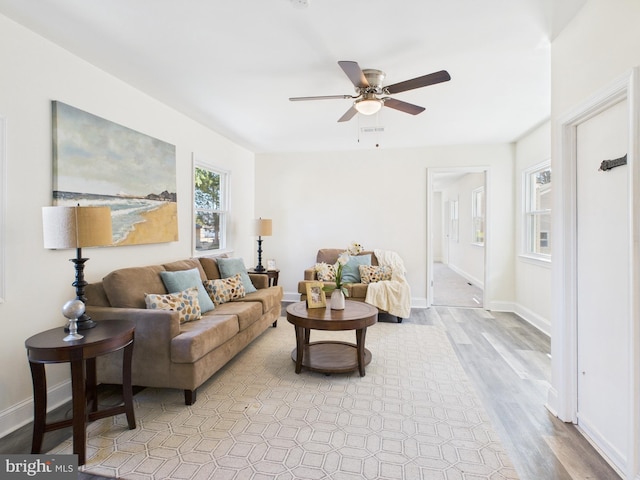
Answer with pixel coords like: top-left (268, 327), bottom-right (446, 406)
top-left (522, 160), bottom-right (551, 262)
top-left (471, 186), bottom-right (485, 246)
top-left (192, 155), bottom-right (229, 255)
top-left (450, 199), bottom-right (459, 243)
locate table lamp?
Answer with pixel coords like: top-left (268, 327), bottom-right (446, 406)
top-left (254, 218), bottom-right (272, 272)
top-left (42, 205), bottom-right (113, 330)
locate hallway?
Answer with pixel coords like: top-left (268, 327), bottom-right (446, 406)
top-left (432, 261), bottom-right (483, 307)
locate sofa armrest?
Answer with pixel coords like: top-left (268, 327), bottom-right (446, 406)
top-left (248, 273), bottom-right (269, 289)
top-left (304, 268), bottom-right (318, 281)
top-left (87, 306), bottom-right (181, 362)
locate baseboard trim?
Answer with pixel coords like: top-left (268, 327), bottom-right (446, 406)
top-left (0, 379), bottom-right (71, 438)
top-left (486, 300), bottom-right (514, 312)
top-left (283, 292), bottom-right (301, 303)
top-left (447, 264), bottom-right (484, 289)
top-left (513, 303), bottom-right (551, 336)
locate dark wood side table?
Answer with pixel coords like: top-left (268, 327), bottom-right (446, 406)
top-left (25, 320), bottom-right (136, 465)
top-left (248, 268), bottom-right (280, 287)
top-left (286, 301), bottom-right (378, 376)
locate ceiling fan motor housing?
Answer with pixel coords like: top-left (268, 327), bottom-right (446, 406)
top-left (361, 69), bottom-right (385, 94)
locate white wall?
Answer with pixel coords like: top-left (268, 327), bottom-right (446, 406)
top-left (514, 121), bottom-right (551, 334)
top-left (255, 145), bottom-right (516, 311)
top-left (0, 14), bottom-right (256, 435)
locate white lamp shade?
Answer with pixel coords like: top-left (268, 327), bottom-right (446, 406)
top-left (256, 218), bottom-right (272, 237)
top-left (43, 206), bottom-right (113, 249)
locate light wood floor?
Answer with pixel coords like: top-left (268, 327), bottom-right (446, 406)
top-left (400, 307), bottom-right (622, 480)
top-left (2, 306), bottom-right (621, 480)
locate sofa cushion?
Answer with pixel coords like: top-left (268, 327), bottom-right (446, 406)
top-left (85, 282), bottom-right (110, 307)
top-left (203, 274), bottom-right (246, 305)
top-left (163, 258), bottom-right (207, 279)
top-left (348, 283), bottom-right (368, 298)
top-left (145, 287), bottom-right (202, 324)
top-left (316, 249), bottom-right (378, 265)
top-left (217, 257), bottom-right (257, 293)
top-left (198, 254), bottom-right (228, 280)
top-left (341, 254), bottom-right (371, 283)
top-left (316, 249), bottom-right (343, 264)
top-left (213, 301), bottom-right (263, 331)
top-left (359, 265), bottom-right (392, 284)
top-left (171, 314), bottom-right (239, 363)
top-left (103, 265), bottom-right (167, 308)
top-left (235, 286), bottom-right (282, 314)
top-left (160, 268), bottom-right (215, 313)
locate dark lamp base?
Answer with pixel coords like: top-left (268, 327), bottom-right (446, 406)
top-left (254, 265), bottom-right (266, 272)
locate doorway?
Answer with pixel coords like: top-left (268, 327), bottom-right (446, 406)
top-left (575, 98), bottom-right (629, 472)
top-left (428, 169), bottom-right (487, 308)
top-left (554, 69), bottom-right (640, 478)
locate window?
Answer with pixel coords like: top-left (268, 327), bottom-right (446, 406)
top-left (524, 162), bottom-right (551, 258)
top-left (194, 159), bottom-right (228, 253)
top-left (450, 199), bottom-right (459, 243)
top-left (471, 186), bottom-right (485, 245)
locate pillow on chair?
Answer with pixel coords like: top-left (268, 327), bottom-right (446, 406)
top-left (341, 254), bottom-right (371, 283)
top-left (359, 265), bottom-right (392, 284)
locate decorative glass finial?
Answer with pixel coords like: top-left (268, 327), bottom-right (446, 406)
top-left (62, 299), bottom-right (85, 341)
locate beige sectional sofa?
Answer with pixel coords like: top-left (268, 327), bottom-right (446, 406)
top-left (298, 248), bottom-right (403, 323)
top-left (85, 256), bottom-right (283, 405)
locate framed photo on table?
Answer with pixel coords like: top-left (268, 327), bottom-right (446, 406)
top-left (306, 282), bottom-right (326, 309)
top-left (266, 259), bottom-right (277, 271)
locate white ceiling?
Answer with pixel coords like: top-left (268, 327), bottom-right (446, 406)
top-left (0, 0), bottom-right (586, 154)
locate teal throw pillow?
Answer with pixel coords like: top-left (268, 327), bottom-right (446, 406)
top-left (160, 268), bottom-right (215, 313)
top-left (216, 257), bottom-right (257, 293)
top-left (341, 254), bottom-right (372, 284)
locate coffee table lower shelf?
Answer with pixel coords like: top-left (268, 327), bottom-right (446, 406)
top-left (290, 341), bottom-right (372, 374)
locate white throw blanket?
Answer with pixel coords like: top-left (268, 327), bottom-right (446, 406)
top-left (365, 249), bottom-right (411, 318)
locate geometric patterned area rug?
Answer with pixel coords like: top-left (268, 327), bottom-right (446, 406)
top-left (51, 321), bottom-right (519, 479)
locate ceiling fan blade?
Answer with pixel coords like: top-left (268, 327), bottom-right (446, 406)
top-left (338, 61), bottom-right (369, 88)
top-left (385, 70), bottom-right (451, 94)
top-left (338, 105), bottom-right (358, 122)
top-left (289, 94), bottom-right (354, 101)
top-left (383, 98), bottom-right (425, 115)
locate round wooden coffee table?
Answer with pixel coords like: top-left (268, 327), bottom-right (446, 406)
top-left (286, 300), bottom-right (378, 376)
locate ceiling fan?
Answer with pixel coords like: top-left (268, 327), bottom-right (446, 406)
top-left (289, 61), bottom-right (451, 122)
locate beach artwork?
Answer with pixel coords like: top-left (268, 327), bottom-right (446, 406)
top-left (52, 101), bottom-right (178, 246)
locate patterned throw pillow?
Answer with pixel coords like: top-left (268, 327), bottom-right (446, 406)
top-left (203, 273), bottom-right (246, 305)
top-left (359, 265), bottom-right (392, 284)
top-left (314, 262), bottom-right (336, 281)
top-left (144, 286), bottom-right (202, 323)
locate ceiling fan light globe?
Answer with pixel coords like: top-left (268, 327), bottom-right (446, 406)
top-left (355, 98), bottom-right (382, 115)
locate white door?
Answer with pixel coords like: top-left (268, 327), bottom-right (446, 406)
top-left (576, 98), bottom-right (629, 470)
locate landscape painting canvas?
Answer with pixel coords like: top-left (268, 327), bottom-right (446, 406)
top-left (52, 101), bottom-right (178, 246)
